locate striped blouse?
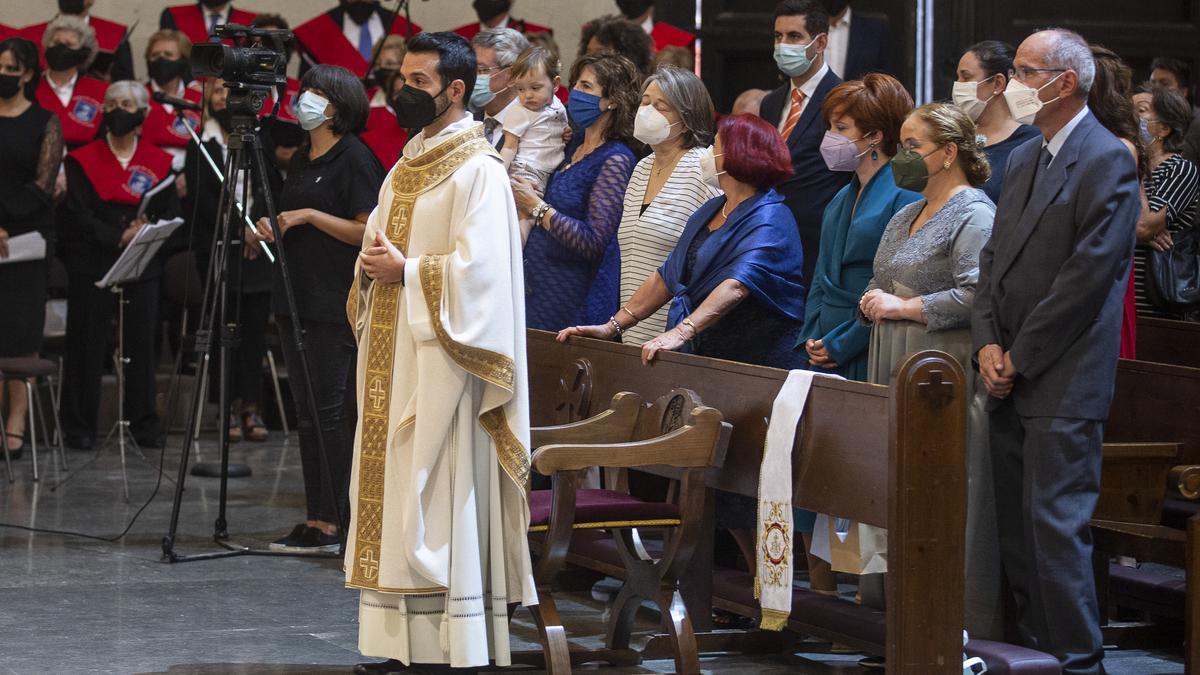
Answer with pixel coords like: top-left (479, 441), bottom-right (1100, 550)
top-left (617, 147), bottom-right (721, 344)
top-left (1134, 154), bottom-right (1199, 317)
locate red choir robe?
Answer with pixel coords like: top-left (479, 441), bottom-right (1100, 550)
top-left (36, 75), bottom-right (108, 148)
top-left (69, 138), bottom-right (175, 207)
top-left (20, 14), bottom-right (128, 70)
top-left (0, 23), bottom-right (13, 40)
top-left (162, 3), bottom-right (258, 46)
top-left (451, 17), bottom-right (552, 41)
top-left (141, 83), bottom-right (202, 153)
top-left (359, 103), bottom-right (407, 170)
top-left (294, 8), bottom-right (421, 79)
top-left (263, 76), bottom-right (302, 125)
top-left (650, 21), bottom-right (695, 52)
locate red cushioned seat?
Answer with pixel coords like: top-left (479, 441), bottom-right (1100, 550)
top-left (964, 640), bottom-right (1062, 674)
top-left (1108, 560), bottom-right (1186, 619)
top-left (528, 488), bottom-right (681, 533)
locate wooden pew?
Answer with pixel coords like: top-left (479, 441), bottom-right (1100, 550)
top-left (1137, 317), bottom-right (1200, 369)
top-left (526, 329), bottom-right (1057, 673)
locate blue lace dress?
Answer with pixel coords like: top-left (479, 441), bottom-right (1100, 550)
top-left (524, 140), bottom-right (636, 330)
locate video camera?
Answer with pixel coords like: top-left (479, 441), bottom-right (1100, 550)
top-left (190, 23), bottom-right (291, 124)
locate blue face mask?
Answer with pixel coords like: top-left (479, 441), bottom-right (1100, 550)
top-left (567, 89), bottom-right (605, 130)
top-left (1139, 117), bottom-right (1157, 146)
top-left (773, 36), bottom-right (821, 78)
top-left (470, 73), bottom-right (498, 110)
top-left (296, 91), bottom-right (330, 131)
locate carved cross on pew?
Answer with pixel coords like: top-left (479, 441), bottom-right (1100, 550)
top-left (918, 369), bottom-right (955, 408)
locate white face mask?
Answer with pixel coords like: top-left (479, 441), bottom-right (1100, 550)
top-left (952, 75), bottom-right (998, 122)
top-left (296, 91), bottom-right (331, 131)
top-left (699, 145), bottom-right (725, 190)
top-left (1003, 72), bottom-right (1063, 125)
top-left (633, 104), bottom-right (681, 146)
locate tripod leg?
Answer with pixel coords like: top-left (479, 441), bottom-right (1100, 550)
top-left (32, 383), bottom-right (54, 473)
top-left (1, 409), bottom-right (12, 483)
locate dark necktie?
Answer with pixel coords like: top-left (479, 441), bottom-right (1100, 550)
top-left (483, 117), bottom-right (501, 147)
top-left (208, 13), bottom-right (221, 41)
top-left (1028, 145), bottom-right (1053, 203)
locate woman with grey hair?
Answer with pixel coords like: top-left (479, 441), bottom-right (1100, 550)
top-left (615, 65), bottom-right (720, 344)
top-left (37, 15), bottom-right (106, 151)
top-left (59, 79), bottom-right (179, 452)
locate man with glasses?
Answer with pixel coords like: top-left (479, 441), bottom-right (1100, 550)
top-left (470, 28), bottom-right (529, 149)
top-left (972, 28), bottom-right (1141, 675)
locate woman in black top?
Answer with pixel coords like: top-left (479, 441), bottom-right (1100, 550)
top-left (59, 80), bottom-right (180, 450)
top-left (253, 64), bottom-right (384, 553)
top-left (184, 77), bottom-right (284, 442)
top-left (0, 38), bottom-right (63, 459)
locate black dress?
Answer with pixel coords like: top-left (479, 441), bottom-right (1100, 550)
top-left (0, 103), bottom-right (62, 355)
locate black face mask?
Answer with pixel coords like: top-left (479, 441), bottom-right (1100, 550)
top-left (209, 105), bottom-right (234, 133)
top-left (390, 84), bottom-right (450, 130)
top-left (148, 58), bottom-right (188, 87)
top-left (343, 1), bottom-right (377, 26)
top-left (822, 0), bottom-right (851, 15)
top-left (45, 44), bottom-right (89, 71)
top-left (106, 108), bottom-right (145, 137)
top-left (615, 0), bottom-right (654, 20)
top-left (473, 0), bottom-right (512, 24)
top-left (199, 0), bottom-right (229, 8)
top-left (0, 74), bottom-right (23, 99)
top-left (58, 0), bottom-right (86, 15)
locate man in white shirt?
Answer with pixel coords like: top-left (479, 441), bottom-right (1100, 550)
top-left (820, 0), bottom-right (894, 81)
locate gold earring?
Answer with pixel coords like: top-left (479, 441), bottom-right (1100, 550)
top-left (943, 160), bottom-right (951, 169)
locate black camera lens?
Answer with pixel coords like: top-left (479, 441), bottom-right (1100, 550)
top-left (190, 43), bottom-right (230, 78)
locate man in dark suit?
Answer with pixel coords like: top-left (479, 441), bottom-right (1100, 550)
top-left (972, 28), bottom-right (1140, 675)
top-left (759, 0), bottom-right (850, 286)
top-left (823, 1), bottom-right (893, 80)
top-left (293, 0), bottom-right (421, 79)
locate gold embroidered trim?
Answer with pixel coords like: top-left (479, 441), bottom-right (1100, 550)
top-left (760, 608), bottom-right (790, 632)
top-left (481, 407), bottom-right (531, 490)
top-left (418, 254), bottom-right (516, 391)
top-left (345, 582), bottom-right (448, 594)
top-left (349, 124), bottom-right (495, 592)
top-left (527, 518), bottom-right (680, 533)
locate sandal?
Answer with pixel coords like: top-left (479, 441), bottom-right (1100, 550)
top-left (5, 432), bottom-right (26, 460)
top-left (711, 607), bottom-right (758, 629)
top-left (226, 413), bottom-right (243, 443)
top-left (242, 411), bottom-right (268, 442)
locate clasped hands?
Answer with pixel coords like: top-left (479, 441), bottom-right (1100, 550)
top-left (859, 288), bottom-right (907, 323)
top-left (119, 214), bottom-right (150, 248)
top-left (358, 229), bottom-right (406, 284)
top-left (804, 339), bottom-right (838, 369)
top-left (978, 344), bottom-right (1017, 399)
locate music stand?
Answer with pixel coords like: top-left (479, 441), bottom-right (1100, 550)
top-left (53, 217), bottom-right (184, 502)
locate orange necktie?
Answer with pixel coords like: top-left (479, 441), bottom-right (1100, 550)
top-left (780, 87), bottom-right (804, 140)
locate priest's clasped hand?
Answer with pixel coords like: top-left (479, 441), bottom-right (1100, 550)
top-left (359, 230), bottom-right (406, 284)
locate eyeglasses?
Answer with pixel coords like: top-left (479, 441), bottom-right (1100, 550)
top-left (477, 64), bottom-right (509, 76)
top-left (1013, 67), bottom-right (1066, 81)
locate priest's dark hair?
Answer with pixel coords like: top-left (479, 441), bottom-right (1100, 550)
top-left (774, 0), bottom-right (830, 37)
top-left (300, 64), bottom-right (370, 135)
top-left (405, 31), bottom-right (477, 103)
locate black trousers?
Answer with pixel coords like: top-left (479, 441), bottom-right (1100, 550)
top-left (989, 401), bottom-right (1104, 675)
top-left (276, 315), bottom-right (356, 526)
top-left (206, 291), bottom-right (272, 408)
top-left (62, 272), bottom-right (161, 440)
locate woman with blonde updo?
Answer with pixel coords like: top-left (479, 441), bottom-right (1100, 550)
top-left (850, 102), bottom-right (1001, 638)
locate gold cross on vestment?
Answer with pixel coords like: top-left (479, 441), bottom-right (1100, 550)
top-left (358, 548), bottom-right (380, 581)
top-left (368, 377), bottom-right (387, 411)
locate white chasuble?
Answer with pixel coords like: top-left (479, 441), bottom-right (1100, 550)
top-left (345, 114), bottom-right (537, 668)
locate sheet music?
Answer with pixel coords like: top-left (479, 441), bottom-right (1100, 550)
top-left (96, 217), bottom-right (184, 288)
top-left (137, 173), bottom-right (178, 218)
top-left (0, 232), bottom-right (46, 265)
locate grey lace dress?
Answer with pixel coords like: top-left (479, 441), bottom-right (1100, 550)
top-left (858, 187), bottom-right (1002, 639)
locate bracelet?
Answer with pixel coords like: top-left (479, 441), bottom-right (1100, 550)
top-left (531, 201), bottom-right (551, 224)
top-left (608, 316), bottom-right (624, 338)
top-left (681, 317), bottom-right (698, 337)
top-left (619, 305), bottom-right (640, 323)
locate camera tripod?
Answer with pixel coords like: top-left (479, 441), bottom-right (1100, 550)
top-left (161, 96), bottom-right (346, 563)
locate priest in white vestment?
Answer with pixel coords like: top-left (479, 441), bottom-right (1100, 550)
top-left (346, 32), bottom-right (536, 671)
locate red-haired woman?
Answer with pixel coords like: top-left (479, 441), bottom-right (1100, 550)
top-left (558, 112), bottom-right (806, 368)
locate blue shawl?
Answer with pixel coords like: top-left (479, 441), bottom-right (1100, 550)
top-left (659, 189), bottom-right (807, 346)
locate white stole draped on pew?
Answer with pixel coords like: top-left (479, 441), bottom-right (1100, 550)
top-left (756, 370), bottom-right (841, 630)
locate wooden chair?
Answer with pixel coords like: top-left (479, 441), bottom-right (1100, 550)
top-left (523, 388), bottom-right (730, 674)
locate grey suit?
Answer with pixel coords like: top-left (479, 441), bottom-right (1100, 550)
top-left (971, 110), bottom-right (1140, 674)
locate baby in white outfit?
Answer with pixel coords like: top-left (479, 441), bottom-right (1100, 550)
top-left (497, 46), bottom-right (567, 244)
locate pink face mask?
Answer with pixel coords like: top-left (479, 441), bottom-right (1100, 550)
top-left (819, 130), bottom-right (871, 172)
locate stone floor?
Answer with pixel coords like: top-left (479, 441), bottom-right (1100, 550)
top-left (0, 432), bottom-right (1186, 674)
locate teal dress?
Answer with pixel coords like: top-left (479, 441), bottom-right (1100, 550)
top-left (796, 164), bottom-right (922, 381)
